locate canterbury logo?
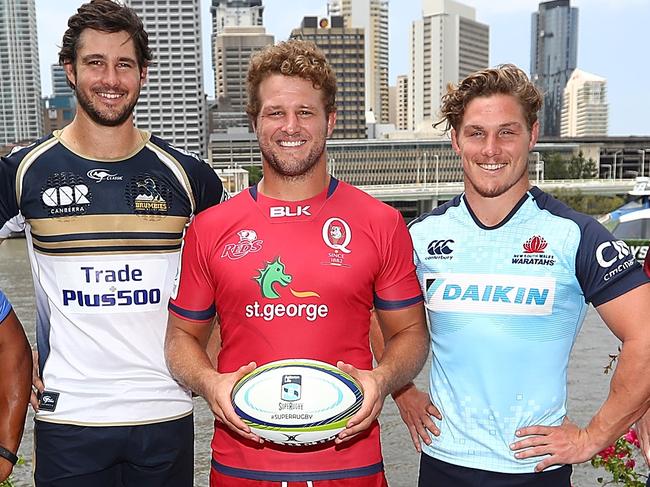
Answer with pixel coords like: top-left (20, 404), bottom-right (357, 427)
top-left (427, 239), bottom-right (454, 256)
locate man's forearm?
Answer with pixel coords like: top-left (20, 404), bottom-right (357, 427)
top-left (586, 337), bottom-right (650, 450)
top-left (0, 332), bottom-right (31, 455)
top-left (165, 327), bottom-right (219, 399)
top-left (374, 324), bottom-right (428, 398)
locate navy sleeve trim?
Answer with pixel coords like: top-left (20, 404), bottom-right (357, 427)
top-left (211, 458), bottom-right (383, 482)
top-left (373, 294), bottom-right (423, 310)
top-left (168, 301), bottom-right (215, 321)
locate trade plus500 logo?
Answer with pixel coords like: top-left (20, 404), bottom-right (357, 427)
top-left (423, 272), bottom-right (556, 316)
top-left (56, 261), bottom-right (167, 314)
top-left (245, 257), bottom-right (329, 322)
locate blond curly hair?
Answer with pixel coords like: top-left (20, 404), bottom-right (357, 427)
top-left (246, 40), bottom-right (337, 120)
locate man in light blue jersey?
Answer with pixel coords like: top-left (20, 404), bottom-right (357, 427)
top-left (395, 64), bottom-right (650, 486)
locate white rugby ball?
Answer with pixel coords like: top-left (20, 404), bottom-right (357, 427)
top-left (231, 359), bottom-right (363, 446)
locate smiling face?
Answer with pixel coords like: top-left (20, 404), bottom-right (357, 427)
top-left (451, 93), bottom-right (539, 201)
top-left (253, 74), bottom-right (335, 179)
top-left (65, 29), bottom-right (146, 127)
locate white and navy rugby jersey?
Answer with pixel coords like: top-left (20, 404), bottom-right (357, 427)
top-left (0, 130), bottom-right (226, 426)
top-left (409, 187), bottom-right (649, 474)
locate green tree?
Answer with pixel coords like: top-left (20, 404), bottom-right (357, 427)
top-left (247, 165), bottom-right (263, 186)
top-left (542, 151), bottom-right (597, 180)
top-left (543, 152), bottom-right (569, 179)
top-left (566, 150), bottom-right (598, 179)
top-left (550, 189), bottom-right (624, 215)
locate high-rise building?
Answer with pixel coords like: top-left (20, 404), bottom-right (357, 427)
top-left (531, 0), bottom-right (578, 137)
top-left (125, 0), bottom-right (207, 157)
top-left (43, 64), bottom-right (76, 134)
top-left (409, 0), bottom-right (489, 132)
top-left (51, 64), bottom-right (73, 97)
top-left (332, 0), bottom-right (389, 124)
top-left (396, 74), bottom-right (408, 130)
top-left (211, 0), bottom-right (263, 37)
top-left (0, 0), bottom-right (43, 145)
top-left (210, 1), bottom-right (272, 134)
top-left (291, 16), bottom-right (366, 139)
top-left (210, 1), bottom-right (266, 99)
top-left (560, 68), bottom-right (608, 138)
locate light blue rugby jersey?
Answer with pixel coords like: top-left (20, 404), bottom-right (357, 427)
top-left (409, 187), bottom-right (649, 474)
top-left (0, 289), bottom-right (12, 323)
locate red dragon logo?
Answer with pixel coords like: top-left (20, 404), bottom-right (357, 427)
top-left (523, 235), bottom-right (547, 254)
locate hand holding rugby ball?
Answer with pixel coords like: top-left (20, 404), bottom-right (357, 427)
top-left (231, 359), bottom-right (364, 446)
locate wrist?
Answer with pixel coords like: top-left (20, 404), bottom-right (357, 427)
top-left (0, 445), bottom-right (18, 466)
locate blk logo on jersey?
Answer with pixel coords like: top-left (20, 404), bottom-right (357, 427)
top-left (270, 205), bottom-right (311, 218)
top-left (426, 239), bottom-right (454, 260)
top-left (512, 235), bottom-right (556, 266)
top-left (423, 272), bottom-right (556, 316)
top-left (246, 257), bottom-right (329, 322)
top-left (221, 230), bottom-right (263, 260)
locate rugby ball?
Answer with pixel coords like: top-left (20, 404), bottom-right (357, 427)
top-left (231, 359), bottom-right (363, 446)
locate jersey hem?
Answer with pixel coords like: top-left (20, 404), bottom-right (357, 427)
top-left (421, 449), bottom-right (561, 474)
top-left (34, 408), bottom-right (193, 427)
top-left (211, 458), bottom-right (384, 481)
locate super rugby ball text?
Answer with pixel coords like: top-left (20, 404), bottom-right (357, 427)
top-left (231, 359), bottom-right (364, 446)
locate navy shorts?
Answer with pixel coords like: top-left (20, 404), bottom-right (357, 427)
top-left (418, 454), bottom-right (572, 487)
top-left (34, 413), bottom-right (193, 487)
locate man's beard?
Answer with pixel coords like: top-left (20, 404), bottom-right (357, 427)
top-left (75, 86), bottom-right (138, 127)
top-left (260, 137), bottom-right (327, 180)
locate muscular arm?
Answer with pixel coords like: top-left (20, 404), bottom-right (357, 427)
top-left (164, 314), bottom-right (259, 442)
top-left (337, 304), bottom-right (429, 442)
top-left (370, 310), bottom-right (440, 451)
top-left (512, 283), bottom-right (650, 470)
top-left (0, 310), bottom-right (32, 482)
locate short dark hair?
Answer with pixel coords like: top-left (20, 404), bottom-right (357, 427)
top-left (435, 64), bottom-right (543, 132)
top-left (58, 0), bottom-right (152, 70)
top-left (246, 40), bottom-right (337, 121)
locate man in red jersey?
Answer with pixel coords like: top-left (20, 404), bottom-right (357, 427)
top-left (165, 40), bottom-right (429, 487)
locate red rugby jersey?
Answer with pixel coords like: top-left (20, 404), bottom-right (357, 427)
top-left (169, 178), bottom-right (422, 481)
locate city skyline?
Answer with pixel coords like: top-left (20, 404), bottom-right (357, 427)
top-left (35, 0), bottom-right (649, 136)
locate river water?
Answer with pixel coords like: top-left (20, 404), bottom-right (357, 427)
top-left (1, 237), bottom-right (647, 486)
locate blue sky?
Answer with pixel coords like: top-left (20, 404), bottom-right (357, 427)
top-left (36, 0), bottom-right (649, 136)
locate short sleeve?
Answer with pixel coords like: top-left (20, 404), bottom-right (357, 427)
top-left (576, 218), bottom-right (649, 307)
top-left (168, 219), bottom-right (217, 322)
top-left (373, 211), bottom-right (424, 310)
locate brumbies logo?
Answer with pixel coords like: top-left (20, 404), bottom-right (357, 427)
top-left (221, 230), bottom-right (263, 260)
top-left (126, 175), bottom-right (170, 215)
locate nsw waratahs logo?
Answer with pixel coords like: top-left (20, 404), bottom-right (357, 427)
top-left (523, 235), bottom-right (547, 253)
top-left (512, 235), bottom-right (556, 266)
top-left (245, 257), bottom-right (329, 322)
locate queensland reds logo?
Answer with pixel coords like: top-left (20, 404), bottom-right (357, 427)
top-left (221, 229), bottom-right (263, 260)
top-left (322, 217), bottom-right (352, 254)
